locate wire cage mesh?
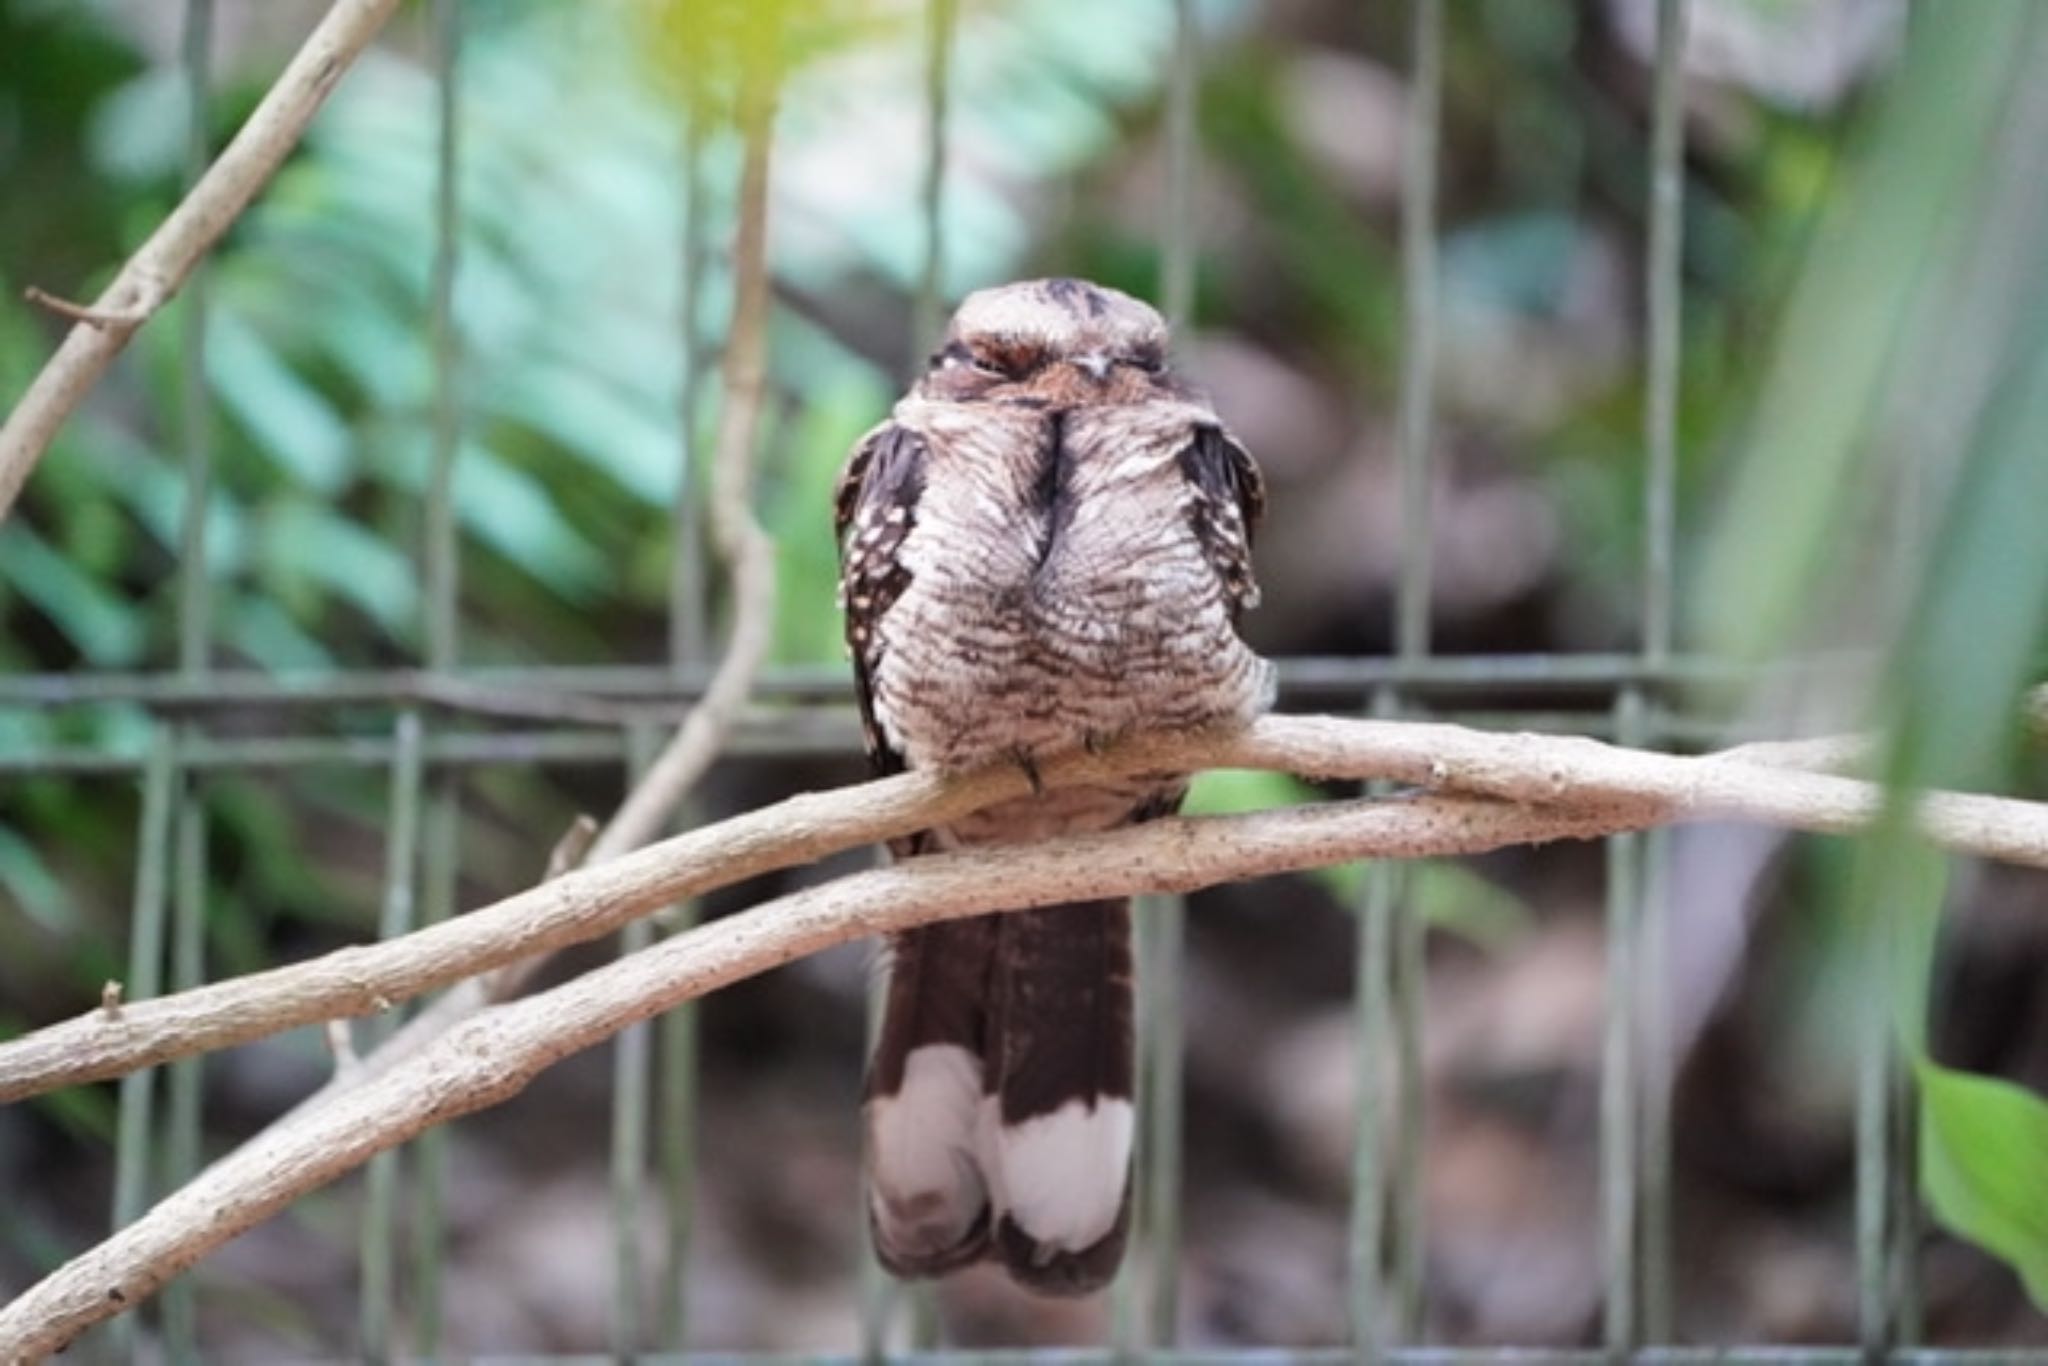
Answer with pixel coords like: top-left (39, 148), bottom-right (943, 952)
top-left (2, 0), bottom-right (2040, 1359)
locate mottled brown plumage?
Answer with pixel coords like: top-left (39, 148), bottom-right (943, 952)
top-left (837, 277), bottom-right (1270, 1295)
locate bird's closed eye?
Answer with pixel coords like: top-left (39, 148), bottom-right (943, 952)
top-left (930, 343), bottom-right (1022, 380)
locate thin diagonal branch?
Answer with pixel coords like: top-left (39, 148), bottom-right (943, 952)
top-left (0, 0), bottom-right (404, 521)
top-left (0, 792), bottom-right (1619, 1361)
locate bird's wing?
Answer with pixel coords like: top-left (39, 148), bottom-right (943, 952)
top-left (834, 420), bottom-right (930, 776)
top-left (1175, 423), bottom-right (1266, 620)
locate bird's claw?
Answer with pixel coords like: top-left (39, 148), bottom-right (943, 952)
top-left (1011, 747), bottom-right (1044, 796)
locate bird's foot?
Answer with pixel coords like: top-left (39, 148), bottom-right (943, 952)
top-left (1011, 746), bottom-right (1045, 796)
top-left (1082, 727), bottom-right (1126, 757)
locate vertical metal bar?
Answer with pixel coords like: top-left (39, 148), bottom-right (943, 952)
top-left (175, 0), bottom-right (215, 679)
top-left (1395, 0), bottom-right (1443, 667)
top-left (410, 772), bottom-right (460, 1356)
top-left (858, 956), bottom-right (895, 1361)
top-left (1160, 0), bottom-right (1198, 332)
top-left (109, 725), bottom-right (177, 1360)
top-left (160, 786), bottom-right (208, 1361)
top-left (1603, 694), bottom-right (1646, 1355)
top-left (1857, 914), bottom-right (1891, 1355)
top-left (360, 711), bottom-right (423, 1362)
top-left (426, 0), bottom-right (463, 673)
top-left (1345, 0), bottom-right (1446, 1338)
top-left (656, 901), bottom-right (702, 1351)
top-left (1140, 893), bottom-right (1187, 1344)
top-left (1637, 827), bottom-right (1673, 1340)
top-left (405, 6), bottom-right (461, 1351)
top-left (1133, 2), bottom-right (1201, 1343)
top-left (1638, 0), bottom-right (1687, 1344)
top-left (1114, 899), bottom-right (1158, 1351)
top-left (1390, 875), bottom-right (1427, 1336)
top-left (161, 4), bottom-right (215, 1354)
top-left (911, 0), bottom-right (958, 365)
top-left (613, 724), bottom-right (661, 1358)
top-left (1349, 687), bottom-right (1404, 1359)
top-left (1389, 0), bottom-right (1444, 1340)
top-left (1642, 0), bottom-right (1686, 671)
top-left (1889, 1053), bottom-right (1921, 1346)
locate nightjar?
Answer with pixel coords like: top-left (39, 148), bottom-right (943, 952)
top-left (835, 277), bottom-right (1269, 1296)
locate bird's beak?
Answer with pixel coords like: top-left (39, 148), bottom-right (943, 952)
top-left (1075, 352), bottom-right (1112, 383)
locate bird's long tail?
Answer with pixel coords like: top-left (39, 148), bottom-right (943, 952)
top-left (865, 916), bottom-right (1001, 1277)
top-left (863, 902), bottom-right (1136, 1296)
top-left (984, 899), bottom-right (1136, 1294)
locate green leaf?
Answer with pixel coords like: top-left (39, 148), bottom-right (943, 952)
top-left (1184, 771), bottom-right (1378, 904)
top-left (0, 524), bottom-right (147, 665)
top-left (0, 821), bottom-right (77, 932)
top-left (1407, 862), bottom-right (1534, 953)
top-left (220, 595), bottom-right (337, 671)
top-left (71, 415), bottom-right (247, 576)
top-left (1695, 0), bottom-right (2036, 660)
top-left (453, 444), bottom-right (609, 601)
top-left (84, 64), bottom-right (186, 183)
top-left (293, 280), bottom-right (427, 410)
top-left (28, 1083), bottom-right (119, 1148)
top-left (365, 432), bottom-right (611, 603)
top-left (255, 501), bottom-right (417, 637)
top-left (1918, 1060), bottom-right (2048, 1310)
top-left (1881, 309), bottom-right (2048, 796)
top-left (206, 310), bottom-right (354, 495)
top-left (1184, 767), bottom-right (1318, 816)
top-left (486, 365), bottom-right (677, 507)
top-left (1180, 778), bottom-right (1529, 951)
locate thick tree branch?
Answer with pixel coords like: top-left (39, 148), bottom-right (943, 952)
top-left (7, 709), bottom-right (2048, 1355)
top-left (0, 0), bottom-right (404, 522)
top-left (0, 754), bottom-right (1015, 1104)
top-left (0, 793), bottom-right (1616, 1361)
top-left (6, 712), bottom-right (2048, 1105)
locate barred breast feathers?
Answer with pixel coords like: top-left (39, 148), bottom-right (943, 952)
top-left (838, 393), bottom-right (1269, 777)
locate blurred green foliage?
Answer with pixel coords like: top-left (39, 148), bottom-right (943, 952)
top-left (0, 0), bottom-right (1207, 971)
top-left (2, 0), bottom-right (1212, 679)
top-left (1689, 0), bottom-right (2048, 1306)
top-left (6, 0), bottom-right (2048, 1327)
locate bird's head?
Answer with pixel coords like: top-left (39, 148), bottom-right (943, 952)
top-left (918, 277), bottom-right (1177, 406)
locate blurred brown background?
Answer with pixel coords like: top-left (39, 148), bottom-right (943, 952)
top-left (5, 0), bottom-right (2048, 1358)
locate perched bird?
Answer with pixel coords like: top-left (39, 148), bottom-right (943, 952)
top-left (835, 277), bottom-right (1270, 1295)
